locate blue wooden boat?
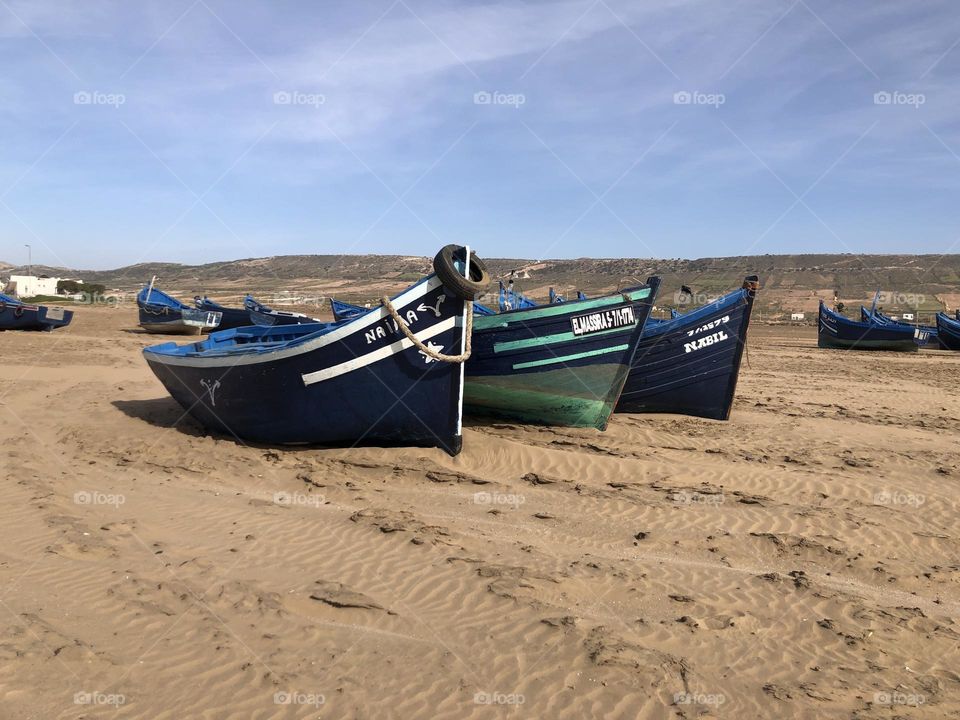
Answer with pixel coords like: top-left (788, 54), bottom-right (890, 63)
top-left (138, 281), bottom-right (222, 334)
top-left (330, 298), bottom-right (369, 322)
top-left (244, 295), bottom-right (320, 326)
top-left (819, 301), bottom-right (928, 351)
top-left (860, 306), bottom-right (938, 345)
top-left (142, 246), bottom-right (488, 454)
top-left (331, 297), bottom-right (495, 323)
top-left (615, 276), bottom-right (759, 419)
top-left (936, 312), bottom-right (960, 350)
top-left (463, 278), bottom-right (660, 428)
top-left (497, 280), bottom-right (537, 312)
top-left (195, 296), bottom-right (252, 330)
top-left (0, 292), bottom-right (73, 331)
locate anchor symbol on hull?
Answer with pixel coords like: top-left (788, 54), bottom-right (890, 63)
top-left (200, 378), bottom-right (222, 406)
top-left (417, 295), bottom-right (445, 317)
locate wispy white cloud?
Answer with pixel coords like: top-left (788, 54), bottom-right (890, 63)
top-left (1, 0), bottom-right (960, 265)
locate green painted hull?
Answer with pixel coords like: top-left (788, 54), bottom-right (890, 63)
top-left (464, 362), bottom-right (630, 429)
top-left (463, 280), bottom-right (660, 429)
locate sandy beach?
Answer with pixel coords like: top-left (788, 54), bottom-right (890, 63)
top-left (1, 306), bottom-right (958, 719)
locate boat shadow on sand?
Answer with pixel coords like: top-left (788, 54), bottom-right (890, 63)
top-left (112, 397), bottom-right (454, 453)
top-left (113, 397), bottom-right (208, 437)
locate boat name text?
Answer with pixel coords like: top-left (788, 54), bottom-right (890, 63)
top-left (684, 330), bottom-right (730, 353)
top-left (570, 307), bottom-right (636, 336)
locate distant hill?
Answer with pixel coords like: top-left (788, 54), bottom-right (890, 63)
top-left (3, 254), bottom-right (959, 318)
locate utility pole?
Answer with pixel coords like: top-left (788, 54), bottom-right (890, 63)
top-left (24, 244), bottom-right (31, 276)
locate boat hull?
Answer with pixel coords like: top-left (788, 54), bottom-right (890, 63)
top-left (616, 278), bottom-right (758, 420)
top-left (861, 308), bottom-right (938, 345)
top-left (196, 299), bottom-right (252, 330)
top-left (464, 283), bottom-right (657, 428)
top-left (138, 306), bottom-right (221, 334)
top-left (144, 277), bottom-right (468, 454)
top-left (936, 313), bottom-right (960, 351)
top-left (819, 302), bottom-right (924, 351)
top-left (331, 298), bottom-right (367, 322)
top-left (0, 302), bottom-right (74, 331)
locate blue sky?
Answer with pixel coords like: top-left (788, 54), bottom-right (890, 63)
top-left (1, 0), bottom-right (958, 269)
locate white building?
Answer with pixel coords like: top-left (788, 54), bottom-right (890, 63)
top-left (790, 312), bottom-right (805, 321)
top-left (6, 275), bottom-right (63, 298)
top-left (901, 312), bottom-right (915, 321)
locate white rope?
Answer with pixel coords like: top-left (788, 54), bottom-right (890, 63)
top-left (380, 296), bottom-right (473, 363)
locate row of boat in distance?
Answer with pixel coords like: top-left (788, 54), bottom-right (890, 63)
top-left (141, 245), bottom-right (761, 455)
top-left (818, 291), bottom-right (960, 351)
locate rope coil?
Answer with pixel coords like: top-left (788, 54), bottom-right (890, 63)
top-left (380, 296), bottom-right (473, 363)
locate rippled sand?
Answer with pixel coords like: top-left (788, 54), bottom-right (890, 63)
top-left (1, 308), bottom-right (958, 719)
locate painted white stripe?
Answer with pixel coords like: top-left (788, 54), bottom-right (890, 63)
top-left (145, 275), bottom-right (445, 368)
top-left (301, 316), bottom-right (458, 385)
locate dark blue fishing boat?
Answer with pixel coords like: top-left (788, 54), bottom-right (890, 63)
top-left (142, 246), bottom-right (488, 454)
top-left (244, 296), bottom-right (320, 327)
top-left (195, 296), bottom-right (252, 331)
top-left (819, 301), bottom-right (928, 351)
top-left (615, 276), bottom-right (759, 420)
top-left (860, 306), bottom-right (939, 345)
top-left (497, 280), bottom-right (537, 312)
top-left (331, 297), bottom-right (495, 323)
top-left (330, 298), bottom-right (369, 322)
top-left (464, 278), bottom-right (660, 428)
top-left (138, 281), bottom-right (222, 334)
top-left (936, 312), bottom-right (960, 350)
top-left (0, 292), bottom-right (73, 331)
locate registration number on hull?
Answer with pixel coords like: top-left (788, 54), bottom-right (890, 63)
top-left (571, 306), bottom-right (636, 336)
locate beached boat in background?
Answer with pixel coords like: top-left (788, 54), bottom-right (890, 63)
top-left (195, 296), bottom-right (252, 331)
top-left (0, 292), bottom-right (73, 332)
top-left (818, 301), bottom-right (928, 351)
top-left (463, 278), bottom-right (660, 428)
top-left (142, 245), bottom-right (489, 454)
top-left (860, 306), bottom-right (939, 346)
top-left (936, 312), bottom-right (960, 350)
top-left (330, 298), bottom-right (368, 322)
top-left (616, 276), bottom-right (759, 420)
top-left (244, 296), bottom-right (320, 327)
top-left (138, 280), bottom-right (221, 334)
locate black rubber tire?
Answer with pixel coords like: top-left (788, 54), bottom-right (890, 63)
top-left (0, 300), bottom-right (5, 313)
top-left (14, 306), bottom-right (24, 318)
top-left (433, 245), bottom-right (491, 300)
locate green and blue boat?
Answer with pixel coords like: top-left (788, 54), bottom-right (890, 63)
top-left (463, 279), bottom-right (660, 428)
